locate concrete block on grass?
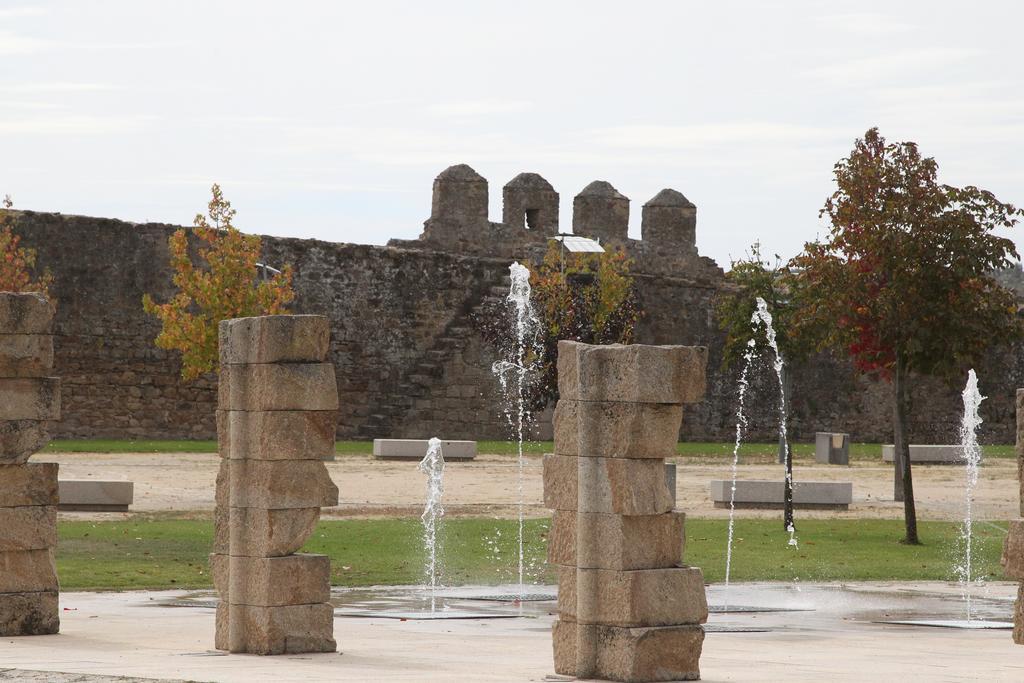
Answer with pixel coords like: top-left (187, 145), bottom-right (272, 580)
top-left (58, 480), bottom-right (133, 512)
top-left (709, 480), bottom-right (852, 510)
top-left (372, 439), bottom-right (476, 461)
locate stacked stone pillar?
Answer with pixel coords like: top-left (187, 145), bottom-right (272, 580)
top-left (545, 341), bottom-right (708, 682)
top-left (0, 292), bottom-right (60, 636)
top-left (212, 315), bottom-right (339, 655)
top-left (1002, 389), bottom-right (1024, 643)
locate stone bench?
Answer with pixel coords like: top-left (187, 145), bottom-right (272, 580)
top-left (710, 480), bottom-right (852, 510)
top-left (815, 432), bottom-right (850, 465)
top-left (881, 445), bottom-right (978, 465)
top-left (372, 439), bottom-right (477, 461)
top-left (58, 480), bottom-right (134, 512)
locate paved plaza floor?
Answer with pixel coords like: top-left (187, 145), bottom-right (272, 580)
top-left (1, 582), bottom-right (1023, 682)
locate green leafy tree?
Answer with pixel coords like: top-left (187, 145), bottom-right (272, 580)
top-left (142, 185), bottom-right (295, 380)
top-left (789, 128), bottom-right (1024, 544)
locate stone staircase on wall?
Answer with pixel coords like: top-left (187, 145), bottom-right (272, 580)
top-left (356, 273), bottom-right (511, 439)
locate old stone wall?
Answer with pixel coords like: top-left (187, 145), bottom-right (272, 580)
top-left (7, 204), bottom-right (1023, 445)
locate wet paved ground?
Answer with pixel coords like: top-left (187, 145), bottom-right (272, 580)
top-left (1, 582), bottom-right (1023, 681)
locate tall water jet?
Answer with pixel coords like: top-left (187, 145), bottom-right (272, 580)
top-left (492, 262), bottom-right (540, 597)
top-left (419, 437), bottom-right (446, 612)
top-left (955, 369), bottom-right (984, 621)
top-left (723, 337), bottom-right (756, 597)
top-left (723, 297), bottom-right (798, 600)
top-left (751, 298), bottom-right (798, 549)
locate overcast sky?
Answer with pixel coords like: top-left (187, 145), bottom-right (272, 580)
top-left (2, 1), bottom-right (1022, 267)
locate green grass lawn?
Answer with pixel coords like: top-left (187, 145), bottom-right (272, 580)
top-left (56, 517), bottom-right (1009, 591)
top-left (43, 438), bottom-right (1016, 460)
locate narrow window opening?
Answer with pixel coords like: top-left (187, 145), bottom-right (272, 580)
top-left (525, 208), bottom-right (540, 230)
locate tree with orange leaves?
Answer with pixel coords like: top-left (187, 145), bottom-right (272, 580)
top-left (143, 185), bottom-right (294, 380)
top-left (0, 195), bottom-right (53, 295)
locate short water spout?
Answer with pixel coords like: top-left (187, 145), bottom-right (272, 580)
top-left (956, 369), bottom-right (984, 622)
top-left (419, 437), bottom-right (446, 612)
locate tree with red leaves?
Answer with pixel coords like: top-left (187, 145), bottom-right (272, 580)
top-left (790, 128), bottom-right (1023, 544)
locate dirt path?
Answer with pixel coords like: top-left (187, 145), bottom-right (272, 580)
top-left (36, 451), bottom-right (1020, 522)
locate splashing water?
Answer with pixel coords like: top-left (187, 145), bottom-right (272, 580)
top-left (418, 437), bottom-right (445, 612)
top-left (955, 369), bottom-right (984, 622)
top-left (491, 262), bottom-right (540, 598)
top-left (723, 336), bottom-right (756, 600)
top-left (723, 297), bottom-right (797, 604)
top-left (751, 298), bottom-right (798, 551)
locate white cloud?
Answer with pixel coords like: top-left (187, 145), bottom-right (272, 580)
top-left (814, 13), bottom-right (917, 35)
top-left (0, 82), bottom-right (121, 93)
top-left (425, 100), bottom-right (535, 116)
top-left (586, 123), bottom-right (842, 149)
top-left (0, 29), bottom-right (49, 55)
top-left (0, 114), bottom-right (154, 135)
top-left (803, 47), bottom-right (981, 81)
top-left (0, 7), bottom-right (47, 19)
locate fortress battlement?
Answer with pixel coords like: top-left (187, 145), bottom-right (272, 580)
top-left (388, 164), bottom-right (722, 279)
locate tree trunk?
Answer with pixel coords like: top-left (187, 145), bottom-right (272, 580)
top-left (892, 354), bottom-right (919, 544)
top-left (778, 365), bottom-right (795, 531)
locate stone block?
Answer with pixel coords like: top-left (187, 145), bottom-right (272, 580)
top-left (213, 460), bottom-right (229, 553)
top-left (709, 479), bottom-right (852, 510)
top-left (543, 454), bottom-right (673, 515)
top-left (1017, 389), bottom-right (1024, 518)
top-left (228, 507), bottom-right (321, 557)
top-left (552, 619), bottom-right (703, 682)
top-left (1015, 584), bottom-right (1023, 646)
top-left (0, 506), bottom-right (56, 551)
top-left (215, 601), bottom-right (229, 651)
top-left (557, 340), bottom-right (707, 405)
top-left (553, 400), bottom-right (682, 459)
top-left (0, 335), bottom-right (53, 378)
top-left (210, 552), bottom-right (228, 597)
top-left (0, 378), bottom-right (60, 421)
top-left (228, 602), bottom-right (336, 655)
top-left (228, 460), bottom-right (338, 510)
top-left (0, 420), bottom-right (51, 464)
top-left (221, 410), bottom-right (337, 460)
top-left (0, 293), bottom-right (53, 335)
top-left (218, 363), bottom-right (339, 412)
top-left (0, 463), bottom-right (58, 506)
top-left (815, 432), bottom-right (850, 465)
top-left (1002, 519), bottom-right (1024, 581)
top-left (548, 510), bottom-right (684, 570)
top-left (372, 438), bottom-right (477, 461)
top-left (881, 444), bottom-right (978, 464)
top-left (557, 566), bottom-right (707, 627)
top-left (58, 480), bottom-right (133, 511)
top-left (0, 549), bottom-right (58, 593)
top-left (219, 315), bottom-right (330, 365)
top-left (0, 591), bottom-right (59, 636)
top-left (228, 554), bottom-right (331, 607)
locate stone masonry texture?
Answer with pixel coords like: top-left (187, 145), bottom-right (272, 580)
top-left (214, 315), bottom-right (337, 655)
top-left (5, 165), bottom-right (1024, 445)
top-left (0, 292), bottom-right (60, 637)
top-left (546, 340), bottom-right (707, 681)
top-left (1009, 392), bottom-right (1024, 644)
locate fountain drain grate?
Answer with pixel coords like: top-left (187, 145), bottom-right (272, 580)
top-left (704, 624), bottom-right (772, 633)
top-left (708, 605), bottom-right (811, 613)
top-left (878, 619), bottom-right (1012, 630)
top-left (447, 593), bottom-right (556, 602)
